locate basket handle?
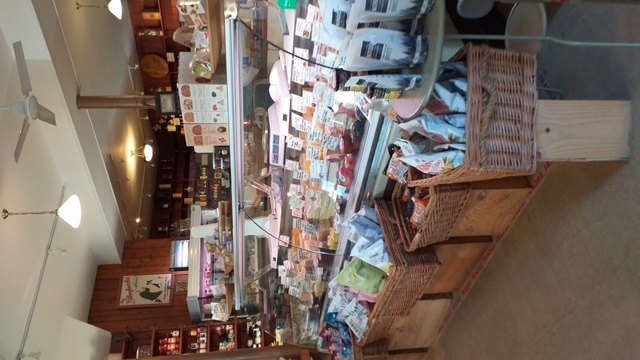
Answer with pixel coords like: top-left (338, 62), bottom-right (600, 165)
top-left (478, 45), bottom-right (496, 167)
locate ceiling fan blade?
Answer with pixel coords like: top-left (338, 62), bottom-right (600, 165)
top-left (14, 117), bottom-right (30, 163)
top-left (37, 104), bottom-right (56, 125)
top-left (13, 41), bottom-right (33, 96)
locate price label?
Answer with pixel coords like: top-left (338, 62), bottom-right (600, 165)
top-left (302, 90), bottom-right (316, 108)
top-left (310, 160), bottom-right (327, 183)
top-left (293, 169), bottom-right (309, 181)
top-left (294, 18), bottom-right (311, 39)
top-left (308, 127), bottom-right (323, 143)
top-left (322, 87), bottom-right (336, 106)
top-left (291, 94), bottom-right (304, 113)
top-left (306, 4), bottom-right (322, 22)
top-left (306, 146), bottom-right (321, 160)
top-left (293, 218), bottom-right (305, 229)
top-left (286, 136), bottom-right (304, 151)
top-left (289, 184), bottom-right (304, 197)
top-left (285, 159), bottom-right (300, 170)
top-left (303, 222), bottom-right (318, 234)
top-left (305, 188), bottom-right (319, 201)
top-left (321, 134), bottom-right (339, 150)
top-left (292, 207), bottom-right (303, 218)
top-left (313, 106), bottom-right (333, 125)
top-left (289, 197), bottom-right (304, 209)
top-left (291, 113), bottom-right (304, 130)
top-left (300, 120), bottom-right (312, 133)
top-left (294, 47), bottom-right (309, 60)
top-left (313, 82), bottom-right (327, 103)
top-left (279, 235), bottom-right (291, 246)
top-left (289, 286), bottom-right (302, 298)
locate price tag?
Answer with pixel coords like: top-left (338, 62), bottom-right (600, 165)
top-left (294, 18), bottom-right (311, 39)
top-left (305, 188), bottom-right (319, 201)
top-left (291, 94), bottom-right (304, 113)
top-left (308, 127), bottom-right (323, 143)
top-left (303, 222), bottom-right (318, 234)
top-left (311, 22), bottom-right (320, 42)
top-left (289, 184), bottom-right (304, 197)
top-left (313, 82), bottom-right (327, 103)
top-left (293, 218), bottom-right (305, 229)
top-left (286, 136), bottom-right (304, 151)
top-left (313, 106), bottom-right (333, 125)
top-left (289, 286), bottom-right (302, 298)
top-left (306, 146), bottom-right (321, 160)
top-left (289, 197), bottom-right (304, 209)
top-left (294, 47), bottom-right (309, 60)
top-left (321, 134), bottom-right (339, 150)
top-left (324, 88), bottom-right (336, 110)
top-left (292, 61), bottom-right (306, 85)
top-left (279, 235), bottom-right (291, 246)
top-left (278, 265), bottom-right (286, 277)
top-left (306, 5), bottom-right (322, 22)
top-left (337, 184), bottom-right (349, 199)
top-left (299, 119), bottom-right (312, 133)
top-left (302, 90), bottom-right (316, 108)
top-left (293, 169), bottom-right (309, 181)
top-left (310, 160), bottom-right (327, 183)
top-left (285, 159), bottom-right (300, 170)
top-left (292, 207), bottom-right (303, 218)
top-left (291, 113), bottom-right (304, 130)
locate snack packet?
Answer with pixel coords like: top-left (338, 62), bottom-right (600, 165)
top-left (400, 150), bottom-right (465, 175)
top-left (399, 115), bottom-right (466, 143)
top-left (356, 17), bottom-right (426, 35)
top-left (433, 143), bottom-right (466, 151)
top-left (341, 74), bottom-right (423, 99)
top-left (335, 257), bottom-right (387, 295)
top-left (358, 239), bottom-right (392, 274)
top-left (343, 28), bottom-right (428, 71)
top-left (346, 0), bottom-right (436, 32)
top-left (385, 148), bottom-right (409, 183)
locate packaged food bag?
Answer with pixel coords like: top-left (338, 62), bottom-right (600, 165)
top-left (399, 115), bottom-right (466, 143)
top-left (355, 16), bottom-right (426, 35)
top-left (343, 28), bottom-right (428, 71)
top-left (335, 257), bottom-right (387, 295)
top-left (400, 150), bottom-right (465, 175)
top-left (346, 0), bottom-right (437, 32)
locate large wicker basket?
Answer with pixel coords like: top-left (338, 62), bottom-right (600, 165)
top-left (391, 182), bottom-right (471, 252)
top-left (356, 200), bottom-right (440, 346)
top-left (352, 335), bottom-right (388, 360)
top-left (407, 43), bottom-right (538, 187)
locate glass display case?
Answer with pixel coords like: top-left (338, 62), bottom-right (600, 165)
top-left (187, 0), bottom-right (400, 347)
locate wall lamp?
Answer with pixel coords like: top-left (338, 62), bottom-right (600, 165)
top-left (75, 0), bottom-right (123, 20)
top-left (2, 194), bottom-right (82, 229)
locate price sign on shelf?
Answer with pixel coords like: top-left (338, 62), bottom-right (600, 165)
top-left (313, 106), bottom-right (333, 125)
top-left (308, 127), bottom-right (323, 143)
top-left (286, 136), bottom-right (305, 151)
top-left (306, 146), bottom-right (321, 160)
top-left (289, 184), bottom-right (304, 197)
top-left (321, 134), bottom-right (339, 150)
top-left (292, 207), bottom-right (303, 218)
top-left (285, 159), bottom-right (300, 170)
top-left (293, 169), bottom-right (309, 181)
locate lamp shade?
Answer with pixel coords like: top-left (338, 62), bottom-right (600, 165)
top-left (143, 144), bottom-right (154, 162)
top-left (107, 0), bottom-right (123, 19)
top-left (57, 194), bottom-right (82, 228)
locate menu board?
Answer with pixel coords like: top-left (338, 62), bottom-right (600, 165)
top-left (178, 83), bottom-right (230, 146)
top-left (184, 124), bottom-right (230, 146)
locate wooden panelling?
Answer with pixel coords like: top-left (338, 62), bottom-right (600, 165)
top-left (387, 298), bottom-right (452, 350)
top-left (450, 177), bottom-right (531, 237)
top-left (424, 240), bottom-right (491, 294)
top-left (88, 239), bottom-right (192, 334)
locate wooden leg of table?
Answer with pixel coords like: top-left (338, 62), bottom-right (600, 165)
top-left (535, 100), bottom-right (631, 161)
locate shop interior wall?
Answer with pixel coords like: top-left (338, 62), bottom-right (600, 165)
top-left (88, 239), bottom-right (191, 334)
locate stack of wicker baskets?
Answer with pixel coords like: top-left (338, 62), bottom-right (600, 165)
top-left (350, 44), bottom-right (538, 358)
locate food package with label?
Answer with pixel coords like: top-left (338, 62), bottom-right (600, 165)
top-left (399, 114), bottom-right (466, 144)
top-left (400, 150), bottom-right (465, 175)
top-left (346, 0), bottom-right (436, 32)
top-left (335, 257), bottom-right (387, 295)
top-left (343, 28), bottom-right (429, 71)
top-left (384, 147), bottom-right (409, 183)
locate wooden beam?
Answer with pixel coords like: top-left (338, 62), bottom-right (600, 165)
top-left (536, 100), bottom-right (631, 161)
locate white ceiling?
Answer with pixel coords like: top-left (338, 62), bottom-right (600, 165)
top-left (0, 1), bottom-right (154, 359)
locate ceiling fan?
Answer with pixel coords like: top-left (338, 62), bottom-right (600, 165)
top-left (0, 41), bottom-right (56, 162)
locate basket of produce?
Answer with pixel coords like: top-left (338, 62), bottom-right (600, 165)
top-left (399, 43), bottom-right (537, 188)
top-left (391, 182), bottom-right (471, 252)
top-left (352, 200), bottom-right (439, 346)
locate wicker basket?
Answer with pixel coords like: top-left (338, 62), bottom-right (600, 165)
top-left (391, 182), bottom-right (471, 252)
top-left (407, 43), bottom-right (537, 187)
top-left (356, 200), bottom-right (440, 346)
top-left (352, 335), bottom-right (389, 360)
